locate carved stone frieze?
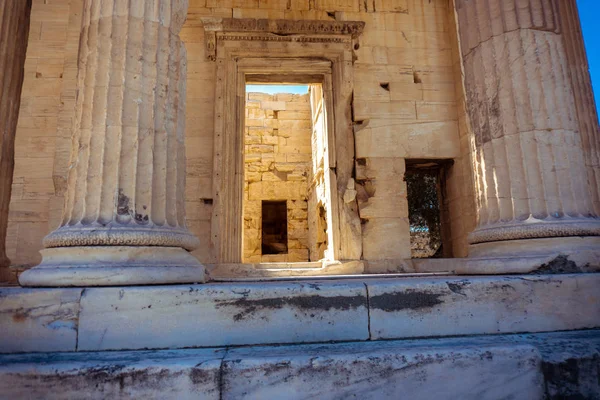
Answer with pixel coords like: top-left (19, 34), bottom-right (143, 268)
top-left (220, 33), bottom-right (348, 44)
top-left (201, 18), bottom-right (365, 61)
top-left (222, 18), bottom-right (365, 36)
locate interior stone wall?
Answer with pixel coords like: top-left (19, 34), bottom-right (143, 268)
top-left (6, 0), bottom-right (82, 267)
top-left (243, 92), bottom-right (312, 263)
top-left (307, 84), bottom-right (334, 262)
top-left (7, 0), bottom-right (467, 268)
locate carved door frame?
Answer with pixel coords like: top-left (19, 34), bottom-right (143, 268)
top-left (206, 19), bottom-right (364, 264)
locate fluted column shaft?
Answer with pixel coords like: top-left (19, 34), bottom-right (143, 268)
top-left (0, 0), bottom-right (32, 279)
top-left (43, 0), bottom-right (197, 250)
top-left (558, 0), bottom-right (600, 217)
top-left (19, 0), bottom-right (205, 287)
top-left (455, 0), bottom-right (600, 248)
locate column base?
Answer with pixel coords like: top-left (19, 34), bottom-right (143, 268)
top-left (461, 236), bottom-right (600, 274)
top-left (18, 246), bottom-right (207, 287)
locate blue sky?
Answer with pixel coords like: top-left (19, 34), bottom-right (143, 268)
top-left (578, 0), bottom-right (599, 115)
top-left (250, 3), bottom-right (599, 115)
top-left (246, 84), bottom-right (308, 95)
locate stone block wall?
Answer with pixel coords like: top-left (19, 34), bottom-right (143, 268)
top-left (7, 0), bottom-right (471, 268)
top-left (243, 92), bottom-right (312, 263)
top-left (7, 0), bottom-right (82, 267)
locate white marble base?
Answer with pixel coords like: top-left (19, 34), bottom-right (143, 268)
top-left (0, 348), bottom-right (223, 400)
top-left (466, 237), bottom-right (600, 274)
top-left (3, 330), bottom-right (599, 400)
top-left (207, 260), bottom-right (364, 280)
top-left (367, 274), bottom-right (600, 340)
top-left (1, 274), bottom-right (599, 353)
top-left (222, 340), bottom-right (543, 400)
top-left (0, 287), bottom-right (81, 353)
top-left (19, 246), bottom-right (207, 287)
top-left (77, 280), bottom-right (369, 351)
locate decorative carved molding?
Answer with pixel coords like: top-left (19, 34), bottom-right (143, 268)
top-left (201, 18), bottom-right (365, 61)
top-left (220, 34), bottom-right (348, 44)
top-left (222, 18), bottom-right (365, 36)
top-left (44, 226), bottom-right (200, 251)
top-left (0, 0), bottom-right (32, 272)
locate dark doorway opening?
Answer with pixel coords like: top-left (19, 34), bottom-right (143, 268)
top-left (261, 201), bottom-right (288, 255)
top-left (405, 160), bottom-right (453, 259)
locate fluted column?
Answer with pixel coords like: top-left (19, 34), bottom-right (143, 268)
top-left (455, 0), bottom-right (600, 266)
top-left (558, 0), bottom-right (600, 217)
top-left (0, 0), bottom-right (32, 282)
top-left (19, 0), bottom-right (206, 286)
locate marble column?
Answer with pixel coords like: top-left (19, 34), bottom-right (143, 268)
top-left (0, 0), bottom-right (32, 282)
top-left (455, 0), bottom-right (600, 267)
top-left (19, 0), bottom-right (206, 286)
top-left (558, 0), bottom-right (600, 218)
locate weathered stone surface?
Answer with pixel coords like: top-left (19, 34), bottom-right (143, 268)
top-left (7, 0), bottom-right (598, 270)
top-left (19, 247), bottom-right (207, 287)
top-left (0, 287), bottom-right (81, 353)
top-left (222, 340), bottom-right (543, 400)
top-left (533, 330), bottom-right (600, 400)
top-left (0, 0), bottom-right (32, 276)
top-left (367, 274), bottom-right (600, 340)
top-left (0, 348), bottom-right (223, 400)
top-left (559, 0), bottom-right (600, 218)
top-left (455, 0), bottom-right (600, 252)
top-left (18, 0), bottom-right (206, 286)
top-left (207, 260), bottom-right (364, 279)
top-left (2, 274), bottom-right (599, 353)
top-left (2, 330), bottom-right (599, 399)
top-left (77, 281), bottom-right (369, 351)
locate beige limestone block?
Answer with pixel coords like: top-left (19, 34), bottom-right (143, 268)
top-left (278, 110), bottom-right (311, 120)
top-left (361, 217), bottom-right (411, 260)
top-left (355, 120), bottom-right (460, 159)
top-left (353, 100), bottom-right (417, 121)
top-left (261, 101), bottom-right (286, 111)
top-left (0, 0), bottom-right (32, 272)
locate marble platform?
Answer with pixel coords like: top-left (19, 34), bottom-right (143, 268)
top-left (1, 273), bottom-right (599, 353)
top-left (0, 330), bottom-right (598, 399)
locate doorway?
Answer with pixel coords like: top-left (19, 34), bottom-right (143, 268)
top-left (242, 82), bottom-right (336, 264)
top-left (212, 53), bottom-right (360, 266)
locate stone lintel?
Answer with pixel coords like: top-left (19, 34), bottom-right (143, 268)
top-left (200, 17), bottom-right (365, 60)
top-left (1, 274), bottom-right (599, 353)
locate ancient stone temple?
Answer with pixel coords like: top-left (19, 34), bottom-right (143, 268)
top-left (0, 0), bottom-right (599, 398)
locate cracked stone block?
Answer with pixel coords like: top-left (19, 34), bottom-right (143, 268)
top-left (77, 281), bottom-right (369, 351)
top-left (0, 287), bottom-right (81, 353)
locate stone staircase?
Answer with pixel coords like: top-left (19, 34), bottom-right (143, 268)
top-left (1, 273), bottom-right (599, 399)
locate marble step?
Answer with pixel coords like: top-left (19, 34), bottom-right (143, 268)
top-left (1, 273), bottom-right (599, 353)
top-left (207, 260), bottom-right (365, 279)
top-left (0, 330), bottom-right (598, 400)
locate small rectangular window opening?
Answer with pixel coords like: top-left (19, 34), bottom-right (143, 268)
top-left (405, 160), bottom-right (453, 259)
top-left (261, 201), bottom-right (288, 255)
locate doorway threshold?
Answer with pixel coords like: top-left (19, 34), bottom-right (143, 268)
top-left (206, 260), bottom-right (364, 280)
